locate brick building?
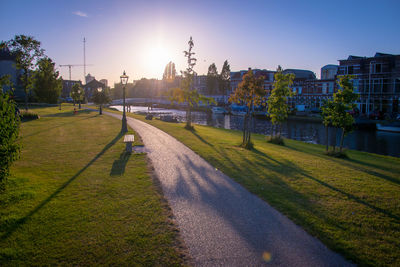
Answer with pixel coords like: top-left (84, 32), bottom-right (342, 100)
top-left (338, 53), bottom-right (400, 114)
top-left (230, 68), bottom-right (275, 95)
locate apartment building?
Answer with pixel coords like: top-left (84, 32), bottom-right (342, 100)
top-left (338, 53), bottom-right (400, 114)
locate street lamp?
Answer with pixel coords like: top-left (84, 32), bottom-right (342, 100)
top-left (77, 89), bottom-right (82, 109)
top-left (120, 71), bottom-right (129, 132)
top-left (97, 87), bottom-right (103, 115)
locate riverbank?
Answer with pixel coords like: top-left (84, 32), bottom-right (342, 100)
top-left (0, 106), bottom-right (185, 265)
top-left (106, 107), bottom-right (400, 266)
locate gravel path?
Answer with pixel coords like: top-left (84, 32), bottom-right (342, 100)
top-left (107, 112), bottom-right (353, 267)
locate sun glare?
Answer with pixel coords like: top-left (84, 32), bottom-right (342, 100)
top-left (146, 45), bottom-right (171, 77)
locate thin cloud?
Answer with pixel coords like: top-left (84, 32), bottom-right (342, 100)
top-left (73, 11), bottom-right (88, 17)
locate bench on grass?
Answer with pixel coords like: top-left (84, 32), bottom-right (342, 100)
top-left (124, 135), bottom-right (135, 153)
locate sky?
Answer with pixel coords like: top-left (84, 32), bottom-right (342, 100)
top-left (1, 0), bottom-right (400, 85)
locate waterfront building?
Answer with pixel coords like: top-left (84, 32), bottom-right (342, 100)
top-left (84, 79), bottom-right (106, 101)
top-left (338, 52), bottom-right (400, 114)
top-left (230, 68), bottom-right (275, 96)
top-left (61, 80), bottom-right (82, 98)
top-left (0, 49), bottom-right (24, 100)
top-left (99, 79), bottom-right (108, 87)
top-left (85, 73), bottom-right (95, 84)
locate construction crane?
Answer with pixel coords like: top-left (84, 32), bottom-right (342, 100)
top-left (59, 64), bottom-right (93, 81)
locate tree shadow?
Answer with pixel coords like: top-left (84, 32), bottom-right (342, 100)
top-left (284, 142), bottom-right (400, 186)
top-left (168, 152), bottom-right (351, 265)
top-left (188, 129), bottom-right (213, 147)
top-left (21, 115), bottom-right (97, 139)
top-left (42, 109), bottom-right (92, 118)
top-left (0, 131), bottom-right (124, 240)
top-left (110, 151), bottom-right (131, 176)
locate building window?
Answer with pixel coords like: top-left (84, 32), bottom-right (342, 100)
top-left (373, 79), bottom-right (382, 93)
top-left (348, 66), bottom-right (354, 74)
top-left (322, 83), bottom-right (327, 94)
top-left (328, 83), bottom-right (334, 93)
top-left (373, 63), bottom-right (382, 73)
top-left (352, 79), bottom-right (359, 92)
top-left (395, 78), bottom-right (400, 93)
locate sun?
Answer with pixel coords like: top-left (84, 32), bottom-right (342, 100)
top-left (146, 45), bottom-right (171, 76)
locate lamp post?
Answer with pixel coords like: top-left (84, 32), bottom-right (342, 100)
top-left (120, 71), bottom-right (129, 132)
top-left (97, 87), bottom-right (103, 115)
top-left (77, 89), bottom-right (82, 109)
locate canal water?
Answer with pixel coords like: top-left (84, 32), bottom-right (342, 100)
top-left (111, 105), bottom-right (400, 157)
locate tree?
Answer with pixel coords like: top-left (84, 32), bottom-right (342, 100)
top-left (167, 37), bottom-right (213, 130)
top-left (33, 57), bottom-right (62, 104)
top-left (71, 83), bottom-right (84, 109)
top-left (206, 63), bottom-right (218, 94)
top-left (0, 75), bottom-right (20, 183)
top-left (229, 69), bottom-right (265, 149)
top-left (321, 99), bottom-right (335, 152)
top-left (219, 60), bottom-right (231, 100)
top-left (1, 35), bottom-right (44, 111)
top-left (322, 75), bottom-right (358, 154)
top-left (332, 75), bottom-right (358, 153)
top-left (267, 66), bottom-right (295, 142)
top-left (92, 87), bottom-right (111, 115)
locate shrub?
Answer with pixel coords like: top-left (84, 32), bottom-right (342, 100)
top-left (267, 136), bottom-right (285, 146)
top-left (20, 111), bottom-right (40, 121)
top-left (0, 92), bottom-right (20, 183)
top-left (325, 150), bottom-right (348, 158)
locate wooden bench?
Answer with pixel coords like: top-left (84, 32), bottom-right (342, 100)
top-left (123, 135), bottom-right (135, 153)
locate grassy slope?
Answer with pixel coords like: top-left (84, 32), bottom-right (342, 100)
top-left (117, 110), bottom-right (399, 267)
top-left (0, 106), bottom-right (184, 266)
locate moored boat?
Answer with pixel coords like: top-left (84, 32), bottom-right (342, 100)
top-left (211, 106), bottom-right (228, 114)
top-left (376, 122), bottom-right (400, 133)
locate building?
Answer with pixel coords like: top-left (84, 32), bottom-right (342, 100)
top-left (61, 80), bottom-right (82, 98)
top-left (84, 79), bottom-right (106, 101)
top-left (193, 75), bottom-right (207, 95)
top-left (321, 65), bottom-right (338, 80)
top-left (338, 52), bottom-right (400, 114)
top-left (85, 73), bottom-right (95, 84)
top-left (0, 49), bottom-right (24, 99)
top-left (230, 68), bottom-right (275, 96)
top-left (99, 79), bottom-right (108, 87)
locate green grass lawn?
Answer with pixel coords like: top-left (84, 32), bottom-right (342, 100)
top-left (110, 108), bottom-right (400, 267)
top-left (0, 105), bottom-right (185, 266)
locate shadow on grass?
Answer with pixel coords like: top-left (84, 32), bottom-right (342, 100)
top-left (188, 129), bottom-right (214, 147)
top-left (190, 131), bottom-right (400, 222)
top-left (21, 113), bottom-right (98, 139)
top-left (284, 142), bottom-right (400, 186)
top-left (42, 109), bottom-right (92, 118)
top-left (110, 151), bottom-right (131, 176)
top-left (0, 131), bottom-right (124, 241)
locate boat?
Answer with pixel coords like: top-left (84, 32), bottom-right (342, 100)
top-left (160, 114), bottom-right (178, 123)
top-left (376, 122), bottom-right (400, 133)
top-left (230, 104), bottom-right (247, 116)
top-left (211, 107), bottom-right (228, 114)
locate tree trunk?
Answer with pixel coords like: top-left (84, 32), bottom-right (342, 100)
top-left (325, 125), bottom-right (329, 152)
top-left (99, 104), bottom-right (102, 115)
top-left (247, 115), bottom-right (252, 145)
top-left (79, 100), bottom-right (81, 109)
top-left (186, 106), bottom-right (192, 129)
top-left (331, 127), bottom-right (336, 152)
top-left (339, 128), bottom-right (345, 153)
top-left (242, 115), bottom-right (247, 145)
top-left (24, 72), bottom-right (29, 111)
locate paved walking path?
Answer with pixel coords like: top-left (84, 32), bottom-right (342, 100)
top-left (107, 112), bottom-right (353, 266)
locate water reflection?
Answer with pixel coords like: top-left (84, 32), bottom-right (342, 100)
top-left (111, 105), bottom-right (400, 157)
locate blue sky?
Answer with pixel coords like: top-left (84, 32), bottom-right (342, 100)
top-left (1, 0), bottom-right (400, 85)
